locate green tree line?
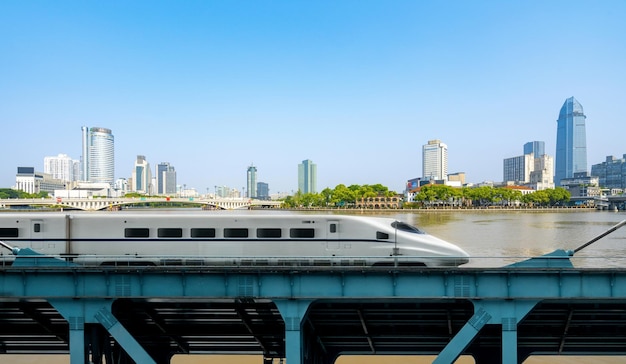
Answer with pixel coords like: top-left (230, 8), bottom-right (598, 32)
top-left (282, 184), bottom-right (397, 208)
top-left (0, 188), bottom-right (49, 199)
top-left (404, 184), bottom-right (571, 208)
top-left (280, 184), bottom-right (571, 209)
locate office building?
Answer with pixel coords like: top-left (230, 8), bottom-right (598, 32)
top-left (14, 167), bottom-right (66, 194)
top-left (530, 154), bottom-right (555, 190)
top-left (156, 162), bottom-right (177, 195)
top-left (591, 155), bottom-right (626, 190)
top-left (524, 141), bottom-right (545, 159)
top-left (503, 142), bottom-right (554, 189)
top-left (555, 97), bottom-right (587, 186)
top-left (503, 154), bottom-right (534, 184)
top-left (81, 126), bottom-right (115, 185)
top-left (132, 155), bottom-right (152, 194)
top-left (247, 165), bottom-right (257, 198)
top-left (44, 154), bottom-right (79, 182)
top-left (422, 140), bottom-right (448, 181)
top-left (298, 159), bottom-right (317, 194)
top-left (257, 182), bottom-right (269, 200)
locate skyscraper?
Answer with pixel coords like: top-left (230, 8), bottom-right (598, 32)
top-left (247, 165), bottom-right (257, 198)
top-left (523, 141), bottom-right (545, 159)
top-left (81, 126), bottom-right (115, 185)
top-left (422, 139), bottom-right (448, 181)
top-left (132, 155), bottom-right (152, 194)
top-left (44, 153), bottom-right (79, 182)
top-left (257, 182), bottom-right (269, 200)
top-left (555, 97), bottom-right (587, 186)
top-left (157, 162), bottom-right (177, 195)
top-left (298, 159), bottom-right (317, 194)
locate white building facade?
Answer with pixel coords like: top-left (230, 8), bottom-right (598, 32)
top-left (82, 126), bottom-right (115, 185)
top-left (422, 140), bottom-right (448, 181)
top-left (44, 153), bottom-right (79, 182)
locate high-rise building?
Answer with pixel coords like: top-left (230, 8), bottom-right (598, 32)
top-left (298, 159), bottom-right (317, 194)
top-left (81, 127), bottom-right (115, 185)
top-left (247, 165), bottom-right (257, 198)
top-left (257, 182), bottom-right (269, 200)
top-left (503, 142), bottom-right (554, 189)
top-left (44, 154), bottom-right (79, 183)
top-left (156, 162), bottom-right (177, 195)
top-left (591, 155), bottom-right (626, 190)
top-left (132, 155), bottom-right (152, 194)
top-left (503, 154), bottom-right (534, 183)
top-left (524, 141), bottom-right (545, 159)
top-left (555, 97), bottom-right (587, 186)
top-left (530, 154), bottom-right (555, 190)
top-left (422, 140), bottom-right (448, 181)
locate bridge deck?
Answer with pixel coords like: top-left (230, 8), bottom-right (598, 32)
top-left (1, 264), bottom-right (626, 363)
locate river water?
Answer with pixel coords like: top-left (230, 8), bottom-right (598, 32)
top-left (360, 209), bottom-right (626, 268)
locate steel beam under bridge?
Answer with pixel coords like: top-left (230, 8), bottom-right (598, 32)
top-left (2, 264), bottom-right (626, 363)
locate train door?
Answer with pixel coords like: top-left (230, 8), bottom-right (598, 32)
top-left (326, 220), bottom-right (340, 251)
top-left (30, 219), bottom-right (44, 251)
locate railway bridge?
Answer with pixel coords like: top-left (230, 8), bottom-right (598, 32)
top-left (1, 247), bottom-right (626, 364)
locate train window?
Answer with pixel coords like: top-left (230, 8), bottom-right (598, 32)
top-left (0, 228), bottom-right (18, 238)
top-left (158, 228), bottom-right (183, 238)
top-left (224, 228), bottom-right (248, 238)
top-left (257, 228), bottom-right (282, 238)
top-left (376, 231), bottom-right (390, 240)
top-left (391, 221), bottom-right (425, 234)
top-left (124, 228), bottom-right (150, 238)
top-left (329, 224), bottom-right (337, 233)
top-left (191, 228), bottom-right (216, 238)
top-left (290, 228), bottom-right (315, 238)
top-left (33, 223), bottom-right (41, 233)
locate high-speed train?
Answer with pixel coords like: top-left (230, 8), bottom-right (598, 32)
top-left (0, 212), bottom-right (469, 267)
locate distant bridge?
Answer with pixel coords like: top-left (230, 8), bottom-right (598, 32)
top-left (0, 197), bottom-right (282, 211)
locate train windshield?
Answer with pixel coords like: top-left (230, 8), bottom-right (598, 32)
top-left (391, 221), bottom-right (425, 234)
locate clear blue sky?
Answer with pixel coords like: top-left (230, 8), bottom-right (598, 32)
top-left (1, 1), bottom-right (625, 194)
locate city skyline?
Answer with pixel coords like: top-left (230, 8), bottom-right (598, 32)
top-left (1, 2), bottom-right (625, 193)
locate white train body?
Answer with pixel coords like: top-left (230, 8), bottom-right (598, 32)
top-left (0, 211), bottom-right (469, 267)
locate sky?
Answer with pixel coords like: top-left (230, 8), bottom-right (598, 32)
top-left (1, 1), bottom-right (625, 195)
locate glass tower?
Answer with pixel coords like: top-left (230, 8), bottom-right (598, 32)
top-left (523, 141), bottom-right (545, 158)
top-left (555, 97), bottom-right (587, 186)
top-left (298, 159), bottom-right (317, 194)
top-left (84, 127), bottom-right (115, 185)
top-left (157, 162), bottom-right (177, 195)
top-left (247, 165), bottom-right (257, 198)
